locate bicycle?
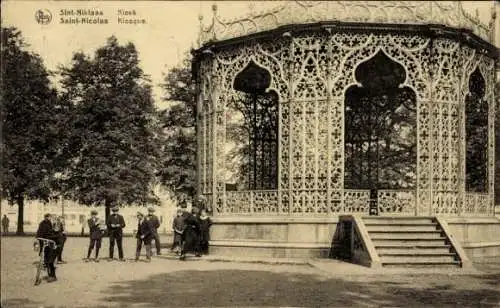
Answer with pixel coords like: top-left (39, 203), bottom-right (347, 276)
top-left (33, 237), bottom-right (57, 285)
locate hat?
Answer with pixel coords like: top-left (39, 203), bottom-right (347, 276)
top-left (176, 208), bottom-right (183, 213)
top-left (147, 207), bottom-right (155, 213)
top-left (136, 211), bottom-right (144, 217)
top-left (111, 206), bottom-right (119, 212)
top-left (44, 213), bottom-right (52, 219)
top-left (90, 210), bottom-right (98, 215)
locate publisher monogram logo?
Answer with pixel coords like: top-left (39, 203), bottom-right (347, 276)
top-left (35, 9), bottom-right (52, 25)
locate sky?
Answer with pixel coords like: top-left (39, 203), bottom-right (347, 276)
top-left (2, 1), bottom-right (498, 109)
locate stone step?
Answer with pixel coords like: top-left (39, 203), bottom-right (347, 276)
top-left (382, 261), bottom-right (461, 268)
top-left (372, 238), bottom-right (447, 246)
top-left (370, 231), bottom-right (444, 239)
top-left (376, 246), bottom-right (453, 254)
top-left (381, 255), bottom-right (457, 263)
top-left (365, 224), bottom-right (439, 232)
top-left (379, 251), bottom-right (456, 257)
top-left (363, 217), bottom-right (436, 224)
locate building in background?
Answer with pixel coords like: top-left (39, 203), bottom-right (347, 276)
top-left (1, 185), bottom-right (179, 235)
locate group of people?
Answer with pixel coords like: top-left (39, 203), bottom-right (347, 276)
top-left (172, 204), bottom-right (213, 260)
top-left (85, 206), bottom-right (161, 262)
top-left (34, 202), bottom-right (213, 283)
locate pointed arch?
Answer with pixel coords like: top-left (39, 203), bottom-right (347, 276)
top-left (344, 49), bottom-right (417, 191)
top-left (226, 60), bottom-right (279, 191)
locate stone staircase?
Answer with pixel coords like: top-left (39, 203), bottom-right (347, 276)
top-left (363, 217), bottom-right (461, 268)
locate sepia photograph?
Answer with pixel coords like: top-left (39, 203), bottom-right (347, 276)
top-left (1, 1), bottom-right (499, 307)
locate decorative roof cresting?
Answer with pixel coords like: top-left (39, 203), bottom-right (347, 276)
top-left (197, 1), bottom-right (496, 47)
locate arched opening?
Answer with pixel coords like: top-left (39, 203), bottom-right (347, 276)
top-left (344, 51), bottom-right (417, 191)
top-left (225, 62), bottom-right (279, 191)
top-left (465, 68), bottom-right (488, 192)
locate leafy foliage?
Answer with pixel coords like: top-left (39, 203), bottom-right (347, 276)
top-left (225, 62), bottom-right (281, 191)
top-left (157, 56), bottom-right (197, 198)
top-left (59, 36), bottom-right (162, 215)
top-left (465, 68), bottom-right (488, 192)
top-left (344, 51), bottom-right (417, 190)
top-left (1, 27), bottom-right (69, 233)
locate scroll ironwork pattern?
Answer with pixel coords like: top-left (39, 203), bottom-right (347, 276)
top-left (197, 31), bottom-right (494, 217)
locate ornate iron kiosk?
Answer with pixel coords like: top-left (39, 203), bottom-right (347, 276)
top-left (192, 1), bottom-right (497, 257)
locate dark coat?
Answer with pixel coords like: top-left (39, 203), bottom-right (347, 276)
top-left (136, 217), bottom-right (154, 244)
top-left (107, 214), bottom-right (126, 235)
top-left (36, 219), bottom-right (58, 260)
top-left (172, 216), bottom-right (185, 234)
top-left (181, 212), bottom-right (201, 253)
top-left (199, 216), bottom-right (212, 243)
top-left (2, 216), bottom-right (9, 227)
top-left (88, 217), bottom-right (103, 240)
top-left (147, 214), bottom-right (160, 232)
top-left (36, 219), bottom-right (58, 242)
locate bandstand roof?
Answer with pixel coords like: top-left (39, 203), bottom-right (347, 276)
top-left (196, 1), bottom-right (496, 47)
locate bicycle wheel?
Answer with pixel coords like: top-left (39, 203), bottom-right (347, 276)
top-left (34, 259), bottom-right (43, 285)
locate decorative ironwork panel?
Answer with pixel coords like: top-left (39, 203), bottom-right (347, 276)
top-left (197, 28), bottom-right (495, 217)
top-left (430, 39), bottom-right (461, 215)
top-left (199, 1), bottom-right (493, 45)
top-left (333, 34), bottom-right (428, 216)
top-left (464, 193), bottom-right (490, 216)
top-left (378, 190), bottom-right (416, 215)
top-left (220, 191), bottom-right (280, 214)
top-left (457, 46), bottom-right (476, 215)
top-left (280, 99), bottom-right (291, 213)
top-left (199, 59), bottom-right (214, 198)
top-left (225, 191), bottom-right (251, 214)
top-left (211, 40), bottom-right (289, 214)
top-left (292, 34), bottom-right (328, 100)
top-left (344, 190), bottom-right (370, 213)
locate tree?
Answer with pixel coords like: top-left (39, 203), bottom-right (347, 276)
top-left (1, 27), bottom-right (69, 234)
top-left (158, 56), bottom-right (197, 198)
top-left (60, 36), bottom-right (162, 221)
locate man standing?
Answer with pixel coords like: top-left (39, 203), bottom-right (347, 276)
top-left (147, 207), bottom-right (161, 255)
top-left (36, 213), bottom-right (58, 282)
top-left (179, 205), bottom-right (201, 260)
top-left (86, 210), bottom-right (104, 262)
top-left (107, 206), bottom-right (126, 261)
top-left (53, 216), bottom-right (67, 264)
top-left (2, 215), bottom-right (9, 235)
top-left (135, 211), bottom-right (153, 262)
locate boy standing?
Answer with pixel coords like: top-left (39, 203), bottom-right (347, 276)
top-left (54, 216), bottom-right (67, 264)
top-left (86, 210), bottom-right (104, 262)
top-left (199, 209), bottom-right (213, 255)
top-left (147, 207), bottom-right (161, 255)
top-left (171, 208), bottom-right (184, 254)
top-left (135, 212), bottom-right (153, 262)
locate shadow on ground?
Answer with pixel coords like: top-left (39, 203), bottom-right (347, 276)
top-left (1, 298), bottom-right (42, 308)
top-left (101, 269), bottom-right (500, 307)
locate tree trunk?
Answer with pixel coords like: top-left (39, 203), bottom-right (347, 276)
top-left (16, 194), bottom-right (24, 235)
top-left (105, 199), bottom-right (111, 225)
